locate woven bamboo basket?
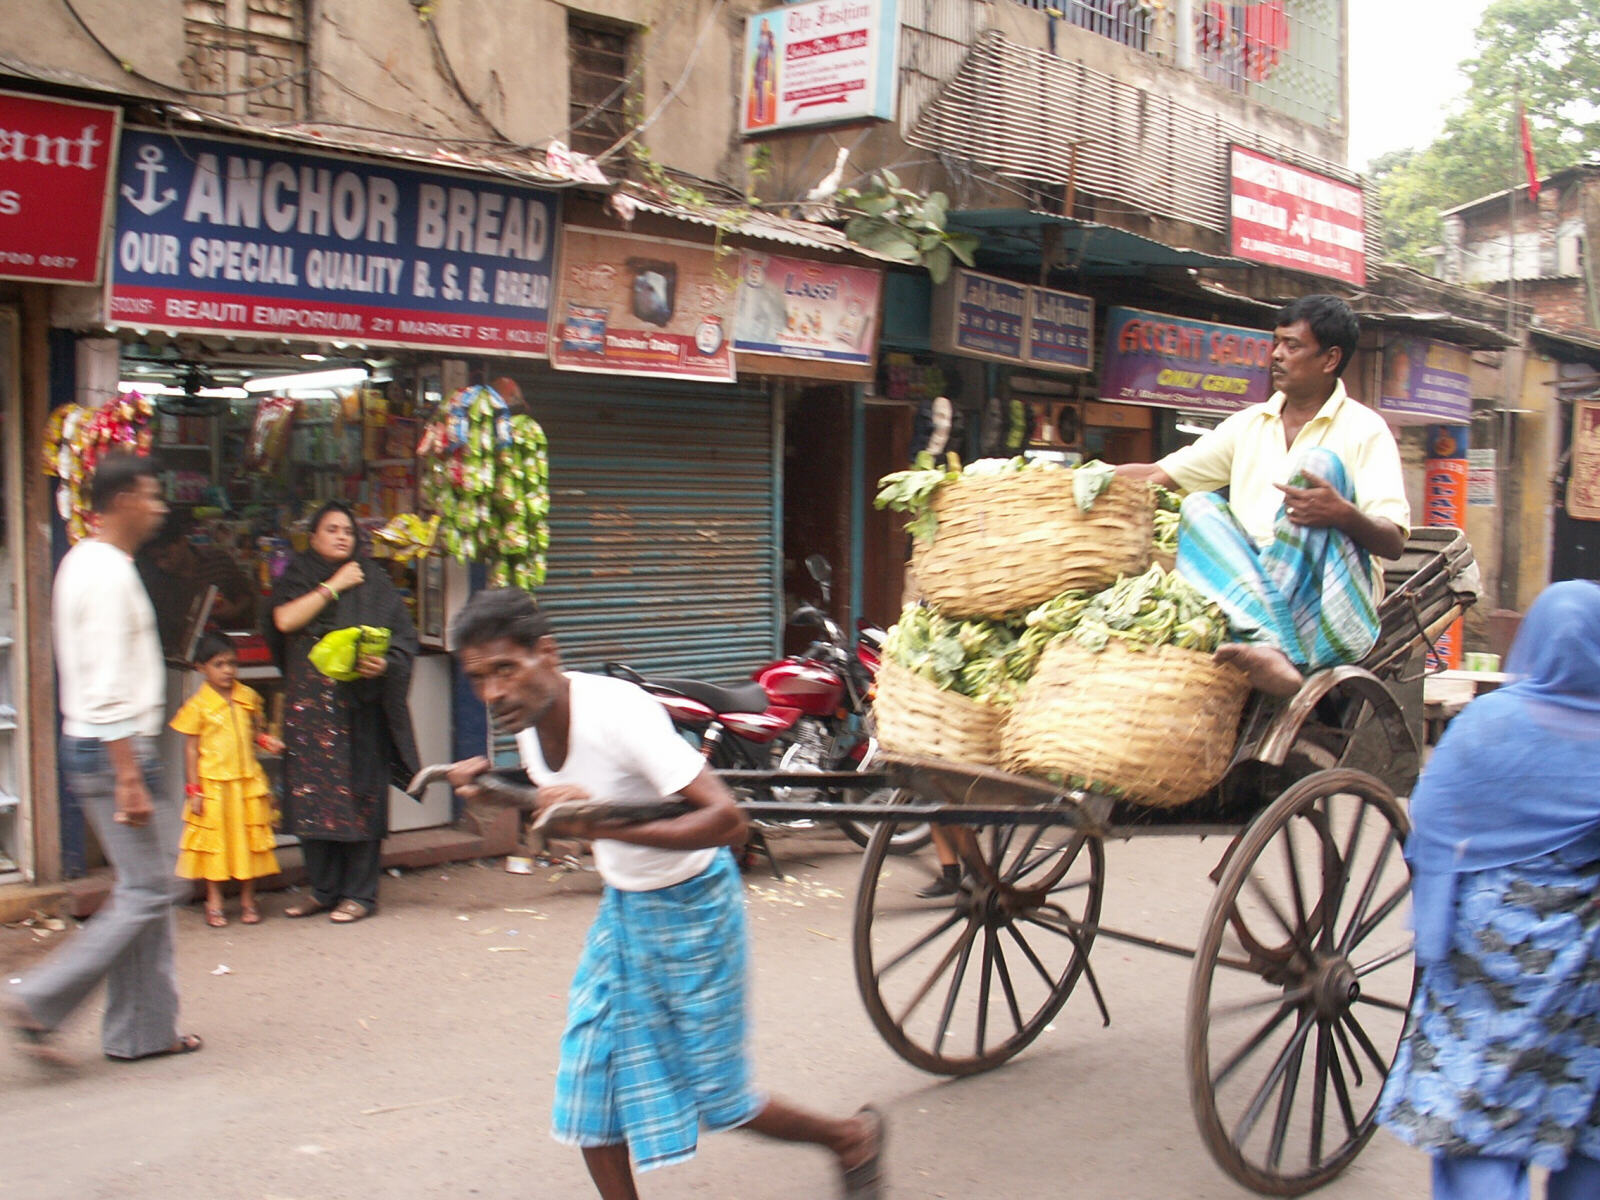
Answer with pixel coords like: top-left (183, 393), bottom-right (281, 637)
top-left (873, 660), bottom-right (1005, 766)
top-left (1152, 546), bottom-right (1177, 573)
top-left (913, 472), bottom-right (1154, 618)
top-left (1001, 639), bottom-right (1250, 808)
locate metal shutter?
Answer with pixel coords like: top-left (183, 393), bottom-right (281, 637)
top-left (527, 377), bottom-right (780, 686)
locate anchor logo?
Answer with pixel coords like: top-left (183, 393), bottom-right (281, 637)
top-left (120, 145), bottom-right (178, 217)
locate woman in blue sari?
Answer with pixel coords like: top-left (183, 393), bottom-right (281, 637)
top-left (1379, 580), bottom-right (1600, 1199)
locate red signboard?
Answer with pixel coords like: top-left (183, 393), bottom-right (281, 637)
top-left (1228, 145), bottom-right (1366, 287)
top-left (0, 89), bottom-right (121, 284)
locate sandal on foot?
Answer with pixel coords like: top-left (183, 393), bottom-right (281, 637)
top-left (204, 908), bottom-right (227, 928)
top-left (840, 1105), bottom-right (886, 1200)
top-left (240, 904), bottom-right (261, 925)
top-left (4, 1000), bottom-right (74, 1069)
top-left (329, 900), bottom-right (373, 924)
top-left (108, 1033), bottom-right (203, 1062)
top-left (283, 896), bottom-right (329, 919)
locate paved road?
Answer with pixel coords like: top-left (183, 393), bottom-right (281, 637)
top-left (2, 828), bottom-right (1429, 1200)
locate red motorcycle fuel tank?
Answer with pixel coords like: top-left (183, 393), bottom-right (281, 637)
top-left (756, 658), bottom-right (846, 716)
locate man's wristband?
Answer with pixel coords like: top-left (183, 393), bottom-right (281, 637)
top-left (317, 583), bottom-right (339, 602)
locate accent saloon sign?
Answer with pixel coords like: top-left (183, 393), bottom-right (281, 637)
top-left (1098, 307), bottom-right (1274, 415)
top-left (0, 89), bottom-right (120, 284)
top-left (1228, 145), bottom-right (1366, 287)
top-left (740, 0), bottom-right (900, 135)
top-left (108, 129), bottom-right (559, 355)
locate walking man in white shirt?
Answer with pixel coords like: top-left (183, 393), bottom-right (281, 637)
top-left (4, 454), bottom-right (203, 1065)
top-left (1118, 295), bottom-right (1410, 696)
top-left (445, 588), bottom-right (884, 1200)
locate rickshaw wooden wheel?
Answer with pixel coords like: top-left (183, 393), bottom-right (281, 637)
top-left (1188, 769), bottom-right (1415, 1196)
top-left (852, 810), bottom-right (1105, 1076)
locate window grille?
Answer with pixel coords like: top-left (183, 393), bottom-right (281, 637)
top-left (568, 18), bottom-right (634, 160)
top-left (181, 0), bottom-right (308, 122)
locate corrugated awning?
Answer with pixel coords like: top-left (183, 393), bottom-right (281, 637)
top-left (948, 209), bottom-right (1245, 275)
top-left (1357, 310), bottom-right (1518, 351)
top-left (615, 193), bottom-right (907, 263)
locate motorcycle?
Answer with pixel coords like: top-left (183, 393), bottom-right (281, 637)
top-left (605, 555), bottom-right (929, 854)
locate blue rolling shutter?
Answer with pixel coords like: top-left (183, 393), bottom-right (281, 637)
top-left (526, 378), bottom-right (779, 686)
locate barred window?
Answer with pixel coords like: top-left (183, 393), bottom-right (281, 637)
top-left (181, 0), bottom-right (308, 122)
top-left (568, 17), bottom-right (634, 160)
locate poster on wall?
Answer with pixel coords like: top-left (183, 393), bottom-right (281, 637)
top-left (108, 129), bottom-right (559, 355)
top-left (1424, 424), bottom-right (1470, 671)
top-left (733, 251), bottom-right (882, 366)
top-left (1098, 307), bottom-right (1274, 415)
top-left (1568, 398), bottom-right (1600, 521)
top-left (550, 227), bottom-right (737, 383)
top-left (1377, 338), bottom-right (1472, 425)
top-left (740, 0), bottom-right (900, 136)
top-left (1228, 145), bottom-right (1367, 286)
top-left (1467, 448), bottom-right (1497, 507)
top-left (0, 89), bottom-right (121, 284)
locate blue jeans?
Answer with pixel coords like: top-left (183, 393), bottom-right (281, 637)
top-left (10, 736), bottom-right (185, 1058)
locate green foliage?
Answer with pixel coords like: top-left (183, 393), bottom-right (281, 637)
top-left (836, 170), bottom-right (981, 284)
top-left (1374, 0), bottom-right (1600, 267)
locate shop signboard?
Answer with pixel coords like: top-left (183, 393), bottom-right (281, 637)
top-left (0, 89), bottom-right (121, 284)
top-left (1025, 287), bottom-right (1094, 371)
top-left (551, 227), bottom-right (737, 383)
top-left (1098, 306), bottom-right (1273, 415)
top-left (733, 250), bottom-right (881, 366)
top-left (107, 128), bottom-right (559, 356)
top-left (1378, 338), bottom-right (1472, 426)
top-left (1467, 448), bottom-right (1497, 507)
top-left (1568, 398), bottom-right (1600, 522)
top-left (1424, 424), bottom-right (1469, 671)
top-left (938, 268), bottom-right (1027, 364)
top-left (740, 0), bottom-right (899, 136)
top-left (1228, 145), bottom-right (1366, 287)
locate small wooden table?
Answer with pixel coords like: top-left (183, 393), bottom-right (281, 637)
top-left (1423, 669), bottom-right (1512, 743)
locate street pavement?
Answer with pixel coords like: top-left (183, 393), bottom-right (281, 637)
top-left (2, 828), bottom-right (1431, 1200)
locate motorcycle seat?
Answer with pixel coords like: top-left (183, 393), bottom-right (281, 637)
top-left (647, 676), bottom-right (770, 716)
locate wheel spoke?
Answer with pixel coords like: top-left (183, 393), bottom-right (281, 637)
top-left (1232, 1010), bottom-right (1315, 1146)
top-left (1340, 1009), bottom-right (1393, 1076)
top-left (893, 917), bottom-right (978, 1027)
top-left (1326, 1031), bottom-right (1362, 1139)
top-left (932, 919), bottom-right (979, 1055)
top-left (1325, 799), bottom-right (1367, 946)
top-left (1353, 992), bottom-right (1411, 1015)
top-left (1245, 872), bottom-right (1317, 963)
top-left (1309, 1025), bottom-right (1331, 1166)
top-left (991, 931), bottom-right (1025, 1035)
top-left (1281, 819), bottom-right (1312, 944)
top-left (1213, 998), bottom-right (1297, 1089)
top-left (975, 926), bottom-right (996, 1057)
top-left (875, 909), bottom-right (965, 977)
top-left (1004, 920), bottom-right (1060, 990)
top-left (1267, 1010), bottom-right (1308, 1170)
top-left (1211, 984), bottom-right (1312, 1020)
top-left (1352, 940), bottom-right (1412, 978)
top-left (1345, 882), bottom-right (1410, 954)
top-left (1331, 1016), bottom-right (1366, 1088)
top-left (1003, 825), bottom-right (1049, 883)
top-left (1337, 828), bottom-right (1397, 952)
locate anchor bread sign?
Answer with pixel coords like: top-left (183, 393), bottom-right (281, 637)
top-left (0, 89), bottom-right (121, 284)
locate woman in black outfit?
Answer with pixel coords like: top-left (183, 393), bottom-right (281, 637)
top-left (266, 502), bottom-right (419, 923)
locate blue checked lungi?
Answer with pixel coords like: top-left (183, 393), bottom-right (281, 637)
top-left (551, 849), bottom-right (765, 1171)
top-left (1174, 447), bottom-right (1380, 670)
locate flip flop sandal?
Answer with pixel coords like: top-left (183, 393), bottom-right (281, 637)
top-left (840, 1105), bottom-right (886, 1200)
top-left (283, 897), bottom-right (329, 919)
top-left (108, 1033), bottom-right (203, 1062)
top-left (329, 900), bottom-right (373, 924)
top-left (204, 908), bottom-right (227, 928)
top-left (240, 905), bottom-right (262, 925)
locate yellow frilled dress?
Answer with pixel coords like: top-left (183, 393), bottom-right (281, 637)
top-left (171, 683), bottom-right (281, 881)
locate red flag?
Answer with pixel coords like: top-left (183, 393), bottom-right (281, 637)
top-left (1519, 104), bottom-right (1541, 205)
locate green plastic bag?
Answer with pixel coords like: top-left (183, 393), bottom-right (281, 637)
top-left (308, 626), bottom-right (392, 681)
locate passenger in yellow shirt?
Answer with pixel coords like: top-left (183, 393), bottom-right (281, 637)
top-left (1118, 295), bottom-right (1410, 697)
top-left (172, 633), bottom-right (282, 927)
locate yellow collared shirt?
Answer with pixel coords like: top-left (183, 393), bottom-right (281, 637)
top-left (170, 682), bottom-right (267, 783)
top-left (1155, 380), bottom-right (1411, 549)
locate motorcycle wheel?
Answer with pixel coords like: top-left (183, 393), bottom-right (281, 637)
top-left (835, 784), bottom-right (931, 855)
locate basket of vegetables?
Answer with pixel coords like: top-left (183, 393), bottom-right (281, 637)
top-left (873, 607), bottom-right (1023, 764)
top-left (877, 457), bottom-right (1154, 619)
top-left (1000, 567), bottom-right (1249, 808)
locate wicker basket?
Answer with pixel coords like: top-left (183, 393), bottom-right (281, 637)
top-left (913, 472), bottom-right (1154, 618)
top-left (1001, 639), bottom-right (1250, 808)
top-left (873, 660), bottom-right (1005, 766)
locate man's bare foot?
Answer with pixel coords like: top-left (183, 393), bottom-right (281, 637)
top-left (1214, 642), bottom-right (1303, 698)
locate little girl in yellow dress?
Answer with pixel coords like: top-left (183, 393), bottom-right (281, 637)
top-left (172, 633), bottom-right (282, 927)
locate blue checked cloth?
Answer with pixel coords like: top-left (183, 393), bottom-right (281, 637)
top-left (551, 849), bottom-right (765, 1171)
top-left (1175, 447), bottom-right (1380, 670)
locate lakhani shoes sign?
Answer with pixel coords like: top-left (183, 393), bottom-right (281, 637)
top-left (108, 128), bottom-right (560, 356)
top-left (0, 89), bottom-right (121, 285)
